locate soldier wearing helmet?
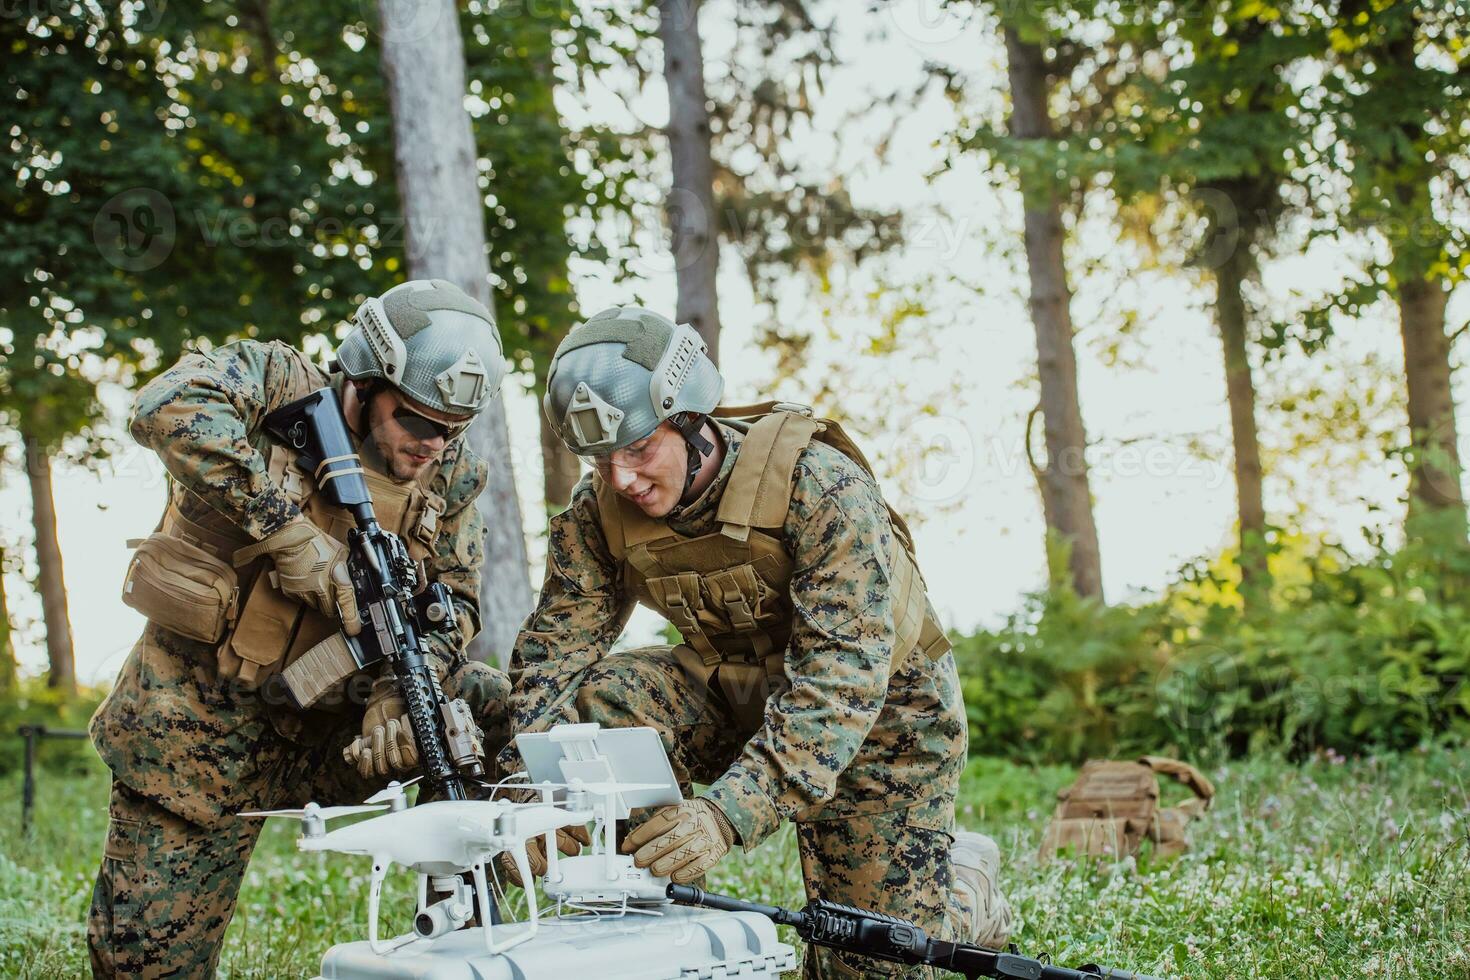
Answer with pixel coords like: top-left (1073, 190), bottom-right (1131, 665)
top-left (88, 280), bottom-right (512, 978)
top-left (503, 306), bottom-right (1014, 978)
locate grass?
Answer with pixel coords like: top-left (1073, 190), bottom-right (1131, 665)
top-left (2, 743), bottom-right (1468, 978)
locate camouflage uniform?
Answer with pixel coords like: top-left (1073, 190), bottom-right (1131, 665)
top-left (88, 339), bottom-right (509, 978)
top-left (504, 420), bottom-right (972, 979)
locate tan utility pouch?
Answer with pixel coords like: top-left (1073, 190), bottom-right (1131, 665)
top-left (218, 575), bottom-right (301, 690)
top-left (1038, 756), bottom-right (1215, 861)
top-left (121, 533), bottom-right (239, 644)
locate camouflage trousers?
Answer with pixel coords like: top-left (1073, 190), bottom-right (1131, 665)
top-left (87, 631), bottom-right (510, 979)
top-left (570, 645), bottom-right (975, 980)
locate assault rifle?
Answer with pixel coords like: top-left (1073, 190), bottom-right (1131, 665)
top-left (667, 885), bottom-right (1158, 980)
top-left (263, 387), bottom-right (484, 801)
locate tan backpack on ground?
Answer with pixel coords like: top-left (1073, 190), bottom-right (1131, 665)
top-left (1038, 756), bottom-right (1215, 861)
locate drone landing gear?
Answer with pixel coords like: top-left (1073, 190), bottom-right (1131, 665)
top-left (366, 849), bottom-right (537, 957)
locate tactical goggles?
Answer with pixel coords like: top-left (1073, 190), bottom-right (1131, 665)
top-left (392, 404), bottom-right (473, 442)
top-left (580, 426), bottom-right (667, 472)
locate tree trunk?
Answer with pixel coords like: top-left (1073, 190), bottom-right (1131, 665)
top-left (1398, 273), bottom-right (1464, 522)
top-left (539, 409), bottom-right (583, 512)
top-left (377, 0), bottom-right (533, 668)
top-left (0, 544), bottom-right (16, 692)
top-left (1213, 242), bottom-right (1269, 603)
top-left (1004, 28), bottom-right (1104, 601)
top-left (1373, 10), bottom-right (1465, 532)
top-left (23, 431), bottom-right (75, 693)
top-left (657, 0), bottom-right (722, 363)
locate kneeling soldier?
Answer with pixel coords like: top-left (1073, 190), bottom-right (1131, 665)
top-left (504, 307), bottom-right (1013, 978)
top-left (88, 279), bottom-right (512, 978)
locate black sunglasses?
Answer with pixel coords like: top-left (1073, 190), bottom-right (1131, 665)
top-left (392, 405), bottom-right (471, 442)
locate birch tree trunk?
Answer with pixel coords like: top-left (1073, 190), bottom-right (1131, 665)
top-left (1004, 28), bottom-right (1104, 601)
top-left (657, 0), bottom-right (722, 363)
top-left (1398, 273), bottom-right (1464, 522)
top-left (377, 0), bottom-right (532, 667)
top-left (23, 431), bottom-right (75, 692)
top-left (1213, 242), bottom-right (1269, 602)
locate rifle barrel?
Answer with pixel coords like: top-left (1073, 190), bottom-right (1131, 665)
top-left (667, 885), bottom-right (1159, 980)
top-left (667, 884), bottom-right (795, 923)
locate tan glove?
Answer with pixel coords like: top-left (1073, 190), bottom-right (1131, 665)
top-left (343, 677), bottom-right (419, 778)
top-left (240, 518), bottom-right (360, 634)
top-left (622, 798), bottom-right (735, 884)
top-left (499, 824), bottom-right (592, 887)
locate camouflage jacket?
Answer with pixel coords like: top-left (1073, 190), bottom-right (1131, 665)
top-left (92, 340), bottom-right (488, 824)
top-left (504, 421), bottom-right (967, 848)
top-left (127, 338), bottom-right (488, 669)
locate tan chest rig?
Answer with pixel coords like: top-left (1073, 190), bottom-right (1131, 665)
top-left (140, 442), bottom-right (446, 692)
top-left (596, 402), bottom-right (951, 730)
top-left (1038, 756), bottom-right (1216, 861)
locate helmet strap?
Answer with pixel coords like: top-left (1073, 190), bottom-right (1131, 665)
top-left (672, 413), bottom-right (714, 499)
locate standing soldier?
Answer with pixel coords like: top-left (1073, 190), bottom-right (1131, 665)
top-left (88, 279), bottom-right (512, 978)
top-left (505, 307), bottom-right (1013, 978)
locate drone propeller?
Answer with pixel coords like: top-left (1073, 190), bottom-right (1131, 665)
top-left (240, 802), bottom-right (387, 821)
top-left (364, 777), bottom-right (424, 805)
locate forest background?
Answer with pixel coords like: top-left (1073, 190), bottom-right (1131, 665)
top-left (2, 0), bottom-right (1469, 770)
top-left (3, 2), bottom-right (1470, 976)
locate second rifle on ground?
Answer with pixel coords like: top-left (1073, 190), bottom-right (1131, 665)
top-left (668, 884), bottom-right (1159, 980)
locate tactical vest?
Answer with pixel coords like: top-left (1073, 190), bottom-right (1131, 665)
top-left (138, 441), bottom-right (445, 689)
top-left (1038, 756), bottom-right (1216, 861)
top-left (595, 402), bottom-right (951, 727)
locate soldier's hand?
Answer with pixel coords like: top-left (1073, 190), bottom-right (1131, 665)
top-left (498, 824), bottom-right (591, 887)
top-left (344, 677), bottom-right (418, 778)
top-left (249, 518), bottom-right (361, 635)
top-left (622, 798), bottom-right (735, 884)
top-left (344, 713), bottom-right (420, 778)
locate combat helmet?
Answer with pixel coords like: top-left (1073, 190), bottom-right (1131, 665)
top-left (337, 279), bottom-right (505, 416)
top-left (544, 307), bottom-right (723, 489)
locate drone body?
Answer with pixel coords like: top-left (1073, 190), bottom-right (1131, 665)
top-left (296, 799), bottom-right (591, 877)
top-left (244, 723), bottom-right (797, 978)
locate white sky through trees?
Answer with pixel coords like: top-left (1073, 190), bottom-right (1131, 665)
top-left (3, 1), bottom-right (1466, 683)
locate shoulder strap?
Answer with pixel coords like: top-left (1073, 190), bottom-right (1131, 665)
top-left (714, 411), bottom-right (821, 542)
top-left (1140, 756), bottom-right (1215, 809)
top-left (813, 416), bottom-right (919, 554)
top-left (710, 399), bottom-right (788, 422)
top-left (717, 403), bottom-right (920, 557)
top-left (1140, 756), bottom-right (1214, 855)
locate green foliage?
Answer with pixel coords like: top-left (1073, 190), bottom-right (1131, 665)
top-left (956, 517), bottom-right (1470, 763)
top-left (1317, 2), bottom-right (1469, 291)
top-left (0, 676), bottom-right (105, 777)
top-left (956, 535), bottom-right (1166, 763)
top-left (0, 0), bottom-right (642, 456)
top-left (6, 743), bottom-right (1470, 976)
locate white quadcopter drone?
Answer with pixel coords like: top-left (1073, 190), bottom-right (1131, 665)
top-left (245, 722), bottom-right (796, 979)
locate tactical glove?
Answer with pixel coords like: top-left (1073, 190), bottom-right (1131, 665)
top-left (622, 797), bottom-right (735, 884)
top-left (498, 824), bottom-right (592, 887)
top-left (344, 676), bottom-right (420, 778)
top-left (240, 518), bottom-right (361, 634)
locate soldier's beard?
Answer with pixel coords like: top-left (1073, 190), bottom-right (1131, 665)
top-left (369, 430), bottom-right (438, 480)
top-left (361, 392), bottom-right (442, 480)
